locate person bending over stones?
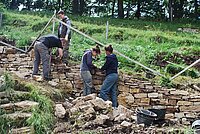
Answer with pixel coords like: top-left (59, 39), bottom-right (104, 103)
top-left (100, 45), bottom-right (118, 108)
top-left (32, 34), bottom-right (65, 81)
top-left (80, 45), bottom-right (101, 96)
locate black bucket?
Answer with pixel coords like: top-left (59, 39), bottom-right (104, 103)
top-left (148, 109), bottom-right (166, 125)
top-left (148, 109), bottom-right (166, 120)
top-left (136, 109), bottom-right (157, 126)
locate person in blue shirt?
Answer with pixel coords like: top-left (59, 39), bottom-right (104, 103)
top-left (80, 45), bottom-right (100, 96)
top-left (100, 45), bottom-right (118, 107)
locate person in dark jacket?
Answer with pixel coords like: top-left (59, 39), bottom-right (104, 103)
top-left (100, 45), bottom-right (118, 107)
top-left (57, 10), bottom-right (71, 65)
top-left (80, 45), bottom-right (100, 96)
top-left (33, 34), bottom-right (65, 81)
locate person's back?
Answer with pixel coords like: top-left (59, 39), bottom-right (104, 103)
top-left (39, 34), bottom-right (62, 49)
top-left (80, 50), bottom-right (92, 72)
top-left (101, 54), bottom-right (118, 76)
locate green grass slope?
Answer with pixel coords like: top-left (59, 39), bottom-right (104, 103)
top-left (0, 10), bottom-right (199, 77)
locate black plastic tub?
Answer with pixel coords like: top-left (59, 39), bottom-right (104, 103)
top-left (136, 109), bottom-right (157, 126)
top-left (148, 109), bottom-right (166, 120)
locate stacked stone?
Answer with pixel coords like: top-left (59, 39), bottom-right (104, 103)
top-left (117, 74), bottom-right (200, 125)
top-left (0, 46), bottom-right (32, 74)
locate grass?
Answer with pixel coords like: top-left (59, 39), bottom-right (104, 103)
top-left (25, 83), bottom-right (54, 134)
top-left (0, 73), bottom-right (55, 134)
top-left (0, 9), bottom-right (200, 80)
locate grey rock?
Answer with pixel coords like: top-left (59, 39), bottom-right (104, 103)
top-left (55, 104), bottom-right (66, 119)
top-left (121, 121), bottom-right (132, 127)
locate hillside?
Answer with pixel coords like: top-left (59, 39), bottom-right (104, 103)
top-left (0, 10), bottom-right (200, 78)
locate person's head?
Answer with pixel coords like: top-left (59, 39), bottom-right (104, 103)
top-left (57, 10), bottom-right (65, 19)
top-left (60, 38), bottom-right (67, 47)
top-left (92, 45), bottom-right (101, 57)
top-left (105, 45), bottom-right (113, 55)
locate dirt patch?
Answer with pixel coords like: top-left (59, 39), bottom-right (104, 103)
top-left (154, 52), bottom-right (200, 71)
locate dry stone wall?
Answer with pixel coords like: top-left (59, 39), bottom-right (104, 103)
top-left (0, 45), bottom-right (200, 126)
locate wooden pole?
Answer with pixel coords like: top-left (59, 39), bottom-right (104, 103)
top-left (106, 21), bottom-right (109, 40)
top-left (170, 59), bottom-right (200, 80)
top-left (52, 10), bottom-right (56, 34)
top-left (26, 13), bottom-right (56, 53)
top-left (0, 41), bottom-right (26, 53)
top-left (54, 17), bottom-right (165, 77)
top-left (0, 13), bottom-right (2, 27)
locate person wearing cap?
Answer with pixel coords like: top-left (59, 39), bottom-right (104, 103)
top-left (32, 34), bottom-right (65, 81)
top-left (80, 45), bottom-right (101, 96)
top-left (57, 10), bottom-right (71, 65)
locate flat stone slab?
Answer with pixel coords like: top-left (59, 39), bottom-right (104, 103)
top-left (9, 127), bottom-right (32, 134)
top-left (0, 100), bottom-right (39, 111)
top-left (4, 112), bottom-right (32, 120)
top-left (0, 91), bottom-right (29, 98)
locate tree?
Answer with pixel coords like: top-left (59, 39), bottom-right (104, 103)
top-left (118, 0), bottom-right (124, 18)
top-left (72, 0), bottom-right (79, 14)
top-left (194, 0), bottom-right (199, 19)
top-left (112, 0), bottom-right (116, 17)
top-left (135, 0), bottom-right (141, 19)
top-left (10, 0), bottom-right (18, 9)
top-left (80, 0), bottom-right (86, 15)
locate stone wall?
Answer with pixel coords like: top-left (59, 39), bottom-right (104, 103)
top-left (0, 45), bottom-right (200, 126)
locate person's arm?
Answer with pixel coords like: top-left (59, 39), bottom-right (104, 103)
top-left (58, 48), bottom-right (63, 58)
top-left (65, 19), bottom-right (71, 41)
top-left (101, 57), bottom-right (110, 71)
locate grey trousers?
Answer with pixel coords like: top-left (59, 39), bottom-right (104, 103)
top-left (81, 71), bottom-right (92, 96)
top-left (33, 42), bottom-right (50, 79)
top-left (62, 39), bottom-right (70, 64)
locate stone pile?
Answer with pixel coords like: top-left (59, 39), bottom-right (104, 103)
top-left (54, 93), bottom-right (137, 133)
top-left (53, 94), bottom-right (189, 133)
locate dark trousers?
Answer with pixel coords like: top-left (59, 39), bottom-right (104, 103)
top-left (33, 42), bottom-right (50, 79)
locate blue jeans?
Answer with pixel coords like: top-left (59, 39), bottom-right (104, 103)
top-left (81, 71), bottom-right (92, 96)
top-left (100, 73), bottom-right (118, 107)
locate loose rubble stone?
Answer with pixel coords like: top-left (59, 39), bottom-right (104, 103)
top-left (91, 97), bottom-right (107, 110)
top-left (121, 121), bottom-right (132, 127)
top-left (55, 104), bottom-right (66, 119)
top-left (114, 114), bottom-right (127, 122)
top-left (94, 114), bottom-right (110, 125)
top-left (48, 81), bottom-right (58, 87)
top-left (113, 105), bottom-right (134, 118)
top-left (63, 100), bottom-right (73, 109)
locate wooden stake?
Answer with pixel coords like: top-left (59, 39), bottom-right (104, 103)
top-left (26, 13), bottom-right (56, 53)
top-left (0, 41), bottom-right (26, 53)
top-left (170, 59), bottom-right (200, 80)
